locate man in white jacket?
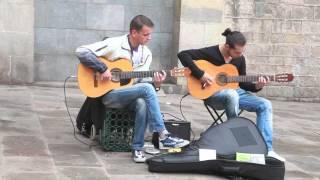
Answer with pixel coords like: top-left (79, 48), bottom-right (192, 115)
top-left (76, 15), bottom-right (189, 163)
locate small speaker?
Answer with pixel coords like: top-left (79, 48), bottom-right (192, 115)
top-left (152, 119), bottom-right (191, 149)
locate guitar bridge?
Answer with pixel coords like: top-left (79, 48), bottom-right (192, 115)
top-left (120, 79), bottom-right (131, 86)
top-left (93, 72), bottom-right (98, 88)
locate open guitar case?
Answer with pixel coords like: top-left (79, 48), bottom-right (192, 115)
top-left (147, 117), bottom-right (285, 180)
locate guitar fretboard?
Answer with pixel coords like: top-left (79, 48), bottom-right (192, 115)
top-left (227, 75), bottom-right (275, 83)
top-left (112, 70), bottom-right (171, 79)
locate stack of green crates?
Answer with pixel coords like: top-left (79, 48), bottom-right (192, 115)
top-left (99, 108), bottom-right (134, 152)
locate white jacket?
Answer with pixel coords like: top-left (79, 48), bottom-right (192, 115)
top-left (80, 34), bottom-right (152, 71)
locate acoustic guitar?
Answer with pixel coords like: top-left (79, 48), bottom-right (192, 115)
top-left (77, 58), bottom-right (185, 98)
top-left (185, 60), bottom-right (294, 99)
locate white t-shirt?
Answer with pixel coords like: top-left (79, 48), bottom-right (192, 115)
top-left (132, 45), bottom-right (144, 68)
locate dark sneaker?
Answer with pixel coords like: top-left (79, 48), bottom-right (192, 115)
top-left (132, 150), bottom-right (146, 163)
top-left (159, 134), bottom-right (190, 149)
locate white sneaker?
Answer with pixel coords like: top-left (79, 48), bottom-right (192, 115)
top-left (267, 151), bottom-right (286, 162)
top-left (144, 143), bottom-right (160, 155)
top-left (132, 150), bottom-right (146, 163)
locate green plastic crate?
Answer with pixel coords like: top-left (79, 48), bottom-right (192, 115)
top-left (99, 108), bottom-right (134, 152)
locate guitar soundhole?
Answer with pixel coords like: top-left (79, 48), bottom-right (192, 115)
top-left (111, 68), bottom-right (121, 82)
top-left (110, 68), bottom-right (131, 86)
top-left (216, 73), bottom-right (228, 86)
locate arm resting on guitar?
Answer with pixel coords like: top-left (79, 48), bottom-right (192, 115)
top-left (75, 47), bottom-right (108, 73)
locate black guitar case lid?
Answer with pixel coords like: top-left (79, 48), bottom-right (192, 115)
top-left (197, 116), bottom-right (267, 155)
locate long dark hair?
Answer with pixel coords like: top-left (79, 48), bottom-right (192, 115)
top-left (222, 28), bottom-right (246, 48)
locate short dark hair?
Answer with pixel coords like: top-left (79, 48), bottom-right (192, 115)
top-left (130, 15), bottom-right (154, 32)
top-left (222, 28), bottom-right (246, 48)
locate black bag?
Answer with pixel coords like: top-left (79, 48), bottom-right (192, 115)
top-left (76, 97), bottom-right (105, 138)
top-left (147, 117), bottom-right (285, 180)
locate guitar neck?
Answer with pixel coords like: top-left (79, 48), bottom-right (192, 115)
top-left (227, 75), bottom-right (275, 83)
top-left (114, 70), bottom-right (171, 79)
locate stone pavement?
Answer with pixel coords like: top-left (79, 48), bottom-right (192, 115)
top-left (0, 84), bottom-right (319, 180)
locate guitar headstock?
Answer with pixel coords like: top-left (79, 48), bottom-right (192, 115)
top-left (275, 73), bottom-right (294, 82)
top-left (170, 67), bottom-right (188, 77)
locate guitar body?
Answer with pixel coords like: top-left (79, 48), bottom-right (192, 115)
top-left (186, 60), bottom-right (239, 99)
top-left (78, 58), bottom-right (133, 98)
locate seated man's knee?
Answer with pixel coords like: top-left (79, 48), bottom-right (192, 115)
top-left (205, 89), bottom-right (239, 110)
top-left (140, 83), bottom-right (156, 94)
top-left (258, 99), bottom-right (272, 112)
top-left (224, 89), bottom-right (239, 102)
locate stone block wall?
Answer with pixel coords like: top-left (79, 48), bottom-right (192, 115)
top-left (177, 0), bottom-right (320, 101)
top-left (224, 0), bottom-right (320, 101)
top-left (0, 0), bottom-right (34, 84)
top-left (34, 0), bottom-right (176, 81)
top-left (0, 0), bottom-right (319, 101)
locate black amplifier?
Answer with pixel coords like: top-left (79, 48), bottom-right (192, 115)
top-left (164, 119), bottom-right (191, 141)
top-left (152, 119), bottom-right (191, 149)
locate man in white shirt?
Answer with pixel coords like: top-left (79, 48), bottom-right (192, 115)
top-left (76, 15), bottom-right (189, 163)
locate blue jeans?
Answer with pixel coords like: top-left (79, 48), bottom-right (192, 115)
top-left (205, 88), bottom-right (273, 151)
top-left (102, 83), bottom-right (166, 151)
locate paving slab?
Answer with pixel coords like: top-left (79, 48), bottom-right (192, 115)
top-left (0, 85), bottom-right (319, 179)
